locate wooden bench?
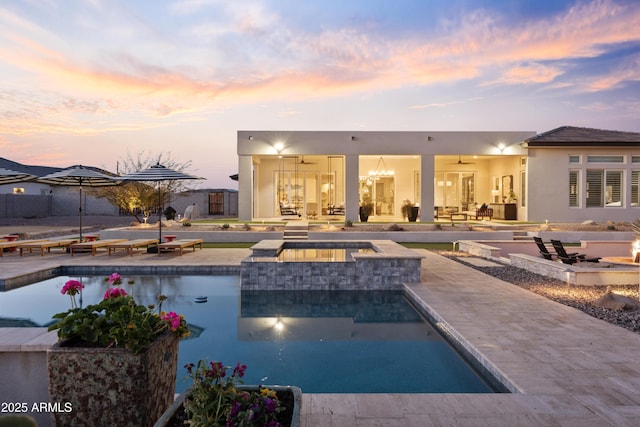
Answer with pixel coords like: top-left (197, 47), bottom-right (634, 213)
top-left (69, 239), bottom-right (128, 256)
top-left (107, 239), bottom-right (159, 256)
top-left (157, 239), bottom-right (203, 256)
top-left (18, 239), bottom-right (79, 256)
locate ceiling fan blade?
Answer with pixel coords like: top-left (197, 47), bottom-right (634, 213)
top-left (448, 155), bottom-right (475, 165)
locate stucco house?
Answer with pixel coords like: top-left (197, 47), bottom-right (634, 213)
top-left (237, 126), bottom-right (640, 223)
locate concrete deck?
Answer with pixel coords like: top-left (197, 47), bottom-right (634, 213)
top-left (2, 249), bottom-right (640, 425)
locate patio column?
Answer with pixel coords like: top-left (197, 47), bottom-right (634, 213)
top-left (344, 154), bottom-right (359, 223)
top-left (420, 155), bottom-right (435, 221)
top-left (238, 155), bottom-right (253, 221)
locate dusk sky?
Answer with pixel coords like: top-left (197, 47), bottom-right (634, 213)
top-left (1, 0), bottom-right (640, 188)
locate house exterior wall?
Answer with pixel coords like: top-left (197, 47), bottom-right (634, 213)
top-left (528, 147), bottom-right (640, 222)
top-left (238, 130), bottom-right (533, 221)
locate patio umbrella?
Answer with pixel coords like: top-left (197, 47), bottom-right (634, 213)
top-left (0, 167), bottom-right (37, 184)
top-left (118, 163), bottom-right (201, 251)
top-left (38, 165), bottom-right (118, 239)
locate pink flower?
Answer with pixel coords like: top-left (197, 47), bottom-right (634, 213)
top-left (61, 280), bottom-right (84, 296)
top-left (108, 272), bottom-right (123, 286)
top-left (233, 362), bottom-right (247, 378)
top-left (161, 311), bottom-right (181, 331)
top-left (103, 287), bottom-right (128, 299)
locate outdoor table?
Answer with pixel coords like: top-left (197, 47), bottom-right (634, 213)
top-left (164, 235), bottom-right (177, 242)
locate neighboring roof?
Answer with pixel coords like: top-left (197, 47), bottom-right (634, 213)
top-left (0, 157), bottom-right (60, 177)
top-left (0, 158), bottom-right (115, 178)
top-left (525, 126), bottom-right (640, 147)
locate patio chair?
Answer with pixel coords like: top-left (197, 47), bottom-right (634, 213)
top-left (533, 237), bottom-right (556, 260)
top-left (550, 239), bottom-right (601, 264)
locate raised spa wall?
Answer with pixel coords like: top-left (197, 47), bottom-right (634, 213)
top-left (240, 240), bottom-right (424, 290)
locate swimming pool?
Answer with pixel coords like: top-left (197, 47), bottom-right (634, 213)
top-left (0, 275), bottom-right (496, 393)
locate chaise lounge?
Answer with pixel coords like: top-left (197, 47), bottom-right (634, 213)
top-left (533, 236), bottom-right (556, 260)
top-left (550, 239), bottom-right (601, 264)
top-left (157, 238), bottom-right (203, 255)
top-left (0, 239), bottom-right (48, 257)
top-left (69, 239), bottom-right (128, 256)
top-left (107, 239), bottom-right (159, 256)
top-left (18, 239), bottom-right (79, 256)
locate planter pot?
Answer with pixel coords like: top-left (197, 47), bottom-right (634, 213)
top-left (359, 206), bottom-right (371, 222)
top-left (47, 332), bottom-right (179, 427)
top-left (154, 385), bottom-right (302, 427)
top-left (408, 206), bottom-right (420, 222)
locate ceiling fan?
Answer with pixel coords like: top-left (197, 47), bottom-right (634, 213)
top-left (451, 155), bottom-right (475, 165)
top-left (282, 156), bottom-right (316, 165)
top-left (297, 156), bottom-right (316, 165)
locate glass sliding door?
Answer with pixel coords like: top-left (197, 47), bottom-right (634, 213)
top-left (435, 171), bottom-right (475, 211)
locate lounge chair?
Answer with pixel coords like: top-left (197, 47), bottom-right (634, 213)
top-left (157, 238), bottom-right (203, 256)
top-left (0, 239), bottom-right (48, 257)
top-left (69, 239), bottom-right (128, 256)
top-left (550, 239), bottom-right (601, 264)
top-left (107, 239), bottom-right (159, 256)
top-left (533, 237), bottom-right (556, 260)
top-left (18, 239), bottom-right (79, 256)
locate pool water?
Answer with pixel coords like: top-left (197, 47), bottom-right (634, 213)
top-left (277, 247), bottom-right (374, 262)
top-left (0, 275), bottom-right (495, 393)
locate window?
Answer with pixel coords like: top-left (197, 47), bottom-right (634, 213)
top-left (586, 170), bottom-right (602, 207)
top-left (569, 155), bottom-right (580, 163)
top-left (632, 156), bottom-right (640, 163)
top-left (586, 169), bottom-right (622, 207)
top-left (587, 155), bottom-right (623, 163)
top-left (605, 171), bottom-right (622, 206)
top-left (569, 171), bottom-right (579, 207)
top-left (632, 171), bottom-right (640, 206)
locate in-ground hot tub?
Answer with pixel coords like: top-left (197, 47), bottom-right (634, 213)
top-left (240, 240), bottom-right (424, 290)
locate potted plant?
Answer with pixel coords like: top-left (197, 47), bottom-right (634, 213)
top-left (155, 359), bottom-right (301, 427)
top-left (401, 200), bottom-right (420, 222)
top-left (359, 198), bottom-right (374, 222)
top-left (47, 273), bottom-right (190, 427)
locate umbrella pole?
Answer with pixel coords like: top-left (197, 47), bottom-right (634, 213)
top-left (158, 184), bottom-right (162, 243)
top-left (79, 186), bottom-right (83, 240)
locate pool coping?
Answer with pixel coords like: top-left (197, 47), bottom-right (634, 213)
top-left (2, 248), bottom-right (640, 425)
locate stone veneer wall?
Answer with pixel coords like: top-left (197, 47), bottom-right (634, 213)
top-left (241, 240), bottom-right (423, 290)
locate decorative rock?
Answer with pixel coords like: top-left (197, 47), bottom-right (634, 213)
top-left (386, 223), bottom-right (403, 231)
top-left (594, 291), bottom-right (640, 310)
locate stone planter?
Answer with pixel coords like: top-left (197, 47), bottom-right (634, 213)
top-left (47, 332), bottom-right (179, 427)
top-left (154, 385), bottom-right (302, 427)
